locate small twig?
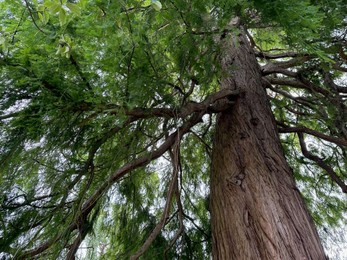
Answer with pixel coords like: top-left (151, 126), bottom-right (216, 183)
top-left (69, 55), bottom-right (92, 90)
top-left (120, 5), bottom-right (151, 13)
top-left (182, 212), bottom-right (210, 239)
top-left (23, 0), bottom-right (47, 34)
top-left (189, 130), bottom-right (212, 156)
top-left (11, 8), bottom-right (26, 44)
top-left (182, 75), bottom-right (197, 105)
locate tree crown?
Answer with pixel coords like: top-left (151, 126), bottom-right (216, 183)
top-left (0, 0), bottom-right (346, 258)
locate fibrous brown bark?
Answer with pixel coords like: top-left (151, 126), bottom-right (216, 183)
top-left (210, 26), bottom-right (327, 259)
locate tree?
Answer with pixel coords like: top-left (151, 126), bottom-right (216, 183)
top-left (0, 0), bottom-right (346, 259)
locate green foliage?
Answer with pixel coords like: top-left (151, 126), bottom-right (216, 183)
top-left (0, 0), bottom-right (346, 258)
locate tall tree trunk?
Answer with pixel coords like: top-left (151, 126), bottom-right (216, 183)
top-left (210, 27), bottom-right (327, 259)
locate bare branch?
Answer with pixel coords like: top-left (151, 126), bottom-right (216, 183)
top-left (182, 212), bottom-right (210, 239)
top-left (267, 77), bottom-right (331, 97)
top-left (261, 56), bottom-right (312, 72)
top-left (298, 132), bottom-right (347, 193)
top-left (261, 67), bottom-right (297, 77)
top-left (279, 125), bottom-right (347, 147)
top-left (255, 51), bottom-right (308, 59)
top-left (266, 84), bottom-right (316, 108)
top-left (333, 63), bottom-right (347, 72)
top-left (323, 71), bottom-right (347, 94)
top-left (76, 88), bottom-right (239, 119)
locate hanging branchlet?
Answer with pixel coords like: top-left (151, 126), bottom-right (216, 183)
top-left (129, 139), bottom-right (181, 260)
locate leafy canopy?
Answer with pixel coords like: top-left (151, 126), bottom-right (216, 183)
top-left (0, 0), bottom-right (346, 258)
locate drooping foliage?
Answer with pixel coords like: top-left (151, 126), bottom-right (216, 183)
top-left (0, 0), bottom-right (346, 259)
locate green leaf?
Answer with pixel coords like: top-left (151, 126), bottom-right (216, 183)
top-left (45, 2), bottom-right (61, 14)
top-left (151, 0), bottom-right (162, 11)
top-left (0, 35), bottom-right (8, 53)
top-left (66, 3), bottom-right (81, 16)
top-left (59, 8), bottom-right (67, 26)
top-left (0, 0), bottom-right (346, 258)
top-left (55, 45), bottom-right (63, 55)
top-left (0, 36), bottom-right (5, 45)
top-left (38, 9), bottom-right (50, 25)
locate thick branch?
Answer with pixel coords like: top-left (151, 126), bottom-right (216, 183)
top-left (266, 83), bottom-right (316, 108)
top-left (261, 67), bottom-right (297, 77)
top-left (79, 110), bottom-right (221, 223)
top-left (255, 51), bottom-right (307, 59)
top-left (323, 71), bottom-right (347, 94)
top-left (333, 63), bottom-right (347, 72)
top-left (279, 125), bottom-right (347, 147)
top-left (77, 88), bottom-right (239, 119)
top-left (19, 111), bottom-right (207, 259)
top-left (298, 133), bottom-right (347, 193)
top-left (261, 56), bottom-right (312, 73)
top-left (66, 233), bottom-right (83, 260)
top-left (267, 77), bottom-right (331, 97)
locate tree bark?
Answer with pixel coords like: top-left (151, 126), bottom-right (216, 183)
top-left (210, 27), bottom-right (327, 259)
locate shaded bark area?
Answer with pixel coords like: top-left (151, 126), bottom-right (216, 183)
top-left (210, 30), bottom-right (326, 259)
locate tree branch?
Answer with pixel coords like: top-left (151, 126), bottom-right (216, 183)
top-left (74, 88), bottom-right (239, 119)
top-left (279, 125), bottom-right (347, 147)
top-left (261, 56), bottom-right (312, 72)
top-left (332, 63), bottom-right (347, 72)
top-left (182, 212), bottom-right (210, 239)
top-left (298, 132), bottom-right (347, 193)
top-left (323, 71), bottom-right (347, 94)
top-left (267, 77), bottom-right (331, 97)
top-left (0, 111), bottom-right (21, 120)
top-left (69, 55), bottom-right (92, 90)
top-left (261, 67), bottom-right (297, 77)
top-left (164, 154), bottom-right (185, 260)
top-left (23, 0), bottom-right (46, 34)
top-left (266, 83), bottom-right (316, 108)
top-left (130, 139), bottom-right (181, 260)
top-left (80, 111), bottom-right (206, 223)
top-left (255, 51), bottom-right (308, 59)
top-left (19, 111), bottom-right (207, 259)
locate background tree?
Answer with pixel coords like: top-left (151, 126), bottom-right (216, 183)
top-left (0, 0), bottom-right (346, 259)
